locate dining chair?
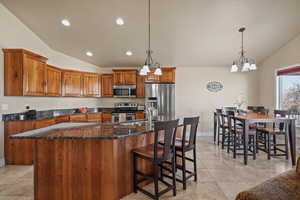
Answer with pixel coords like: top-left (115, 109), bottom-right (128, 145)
top-left (257, 110), bottom-right (289, 160)
top-left (132, 120), bottom-right (178, 200)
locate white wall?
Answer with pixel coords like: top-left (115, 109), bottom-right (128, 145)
top-left (258, 33), bottom-right (300, 110)
top-left (175, 67), bottom-right (258, 134)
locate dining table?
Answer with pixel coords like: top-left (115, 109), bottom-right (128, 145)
top-left (213, 112), bottom-right (297, 166)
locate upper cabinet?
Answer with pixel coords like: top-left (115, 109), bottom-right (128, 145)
top-left (46, 65), bottom-right (62, 97)
top-left (101, 74), bottom-right (113, 98)
top-left (62, 70), bottom-right (82, 97)
top-left (145, 67), bottom-right (176, 83)
top-left (3, 49), bottom-right (48, 96)
top-left (113, 70), bottom-right (137, 85)
top-left (160, 68), bottom-right (176, 83)
top-left (83, 73), bottom-right (101, 97)
top-left (136, 75), bottom-right (145, 98)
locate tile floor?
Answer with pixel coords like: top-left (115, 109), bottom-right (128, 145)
top-left (0, 137), bottom-right (299, 200)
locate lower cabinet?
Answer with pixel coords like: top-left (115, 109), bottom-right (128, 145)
top-left (135, 112), bottom-right (145, 120)
top-left (102, 113), bottom-right (112, 123)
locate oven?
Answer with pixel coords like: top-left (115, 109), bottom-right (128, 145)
top-left (113, 85), bottom-right (136, 98)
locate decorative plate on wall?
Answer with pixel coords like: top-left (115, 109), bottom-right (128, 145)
top-left (206, 81), bottom-right (223, 93)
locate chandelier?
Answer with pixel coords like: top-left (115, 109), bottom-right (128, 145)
top-left (139, 0), bottom-right (162, 76)
top-left (231, 27), bottom-right (256, 72)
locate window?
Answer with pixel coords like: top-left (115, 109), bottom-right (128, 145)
top-left (276, 66), bottom-right (300, 126)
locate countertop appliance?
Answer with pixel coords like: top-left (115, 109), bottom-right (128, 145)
top-left (113, 85), bottom-right (136, 98)
top-left (145, 83), bottom-right (175, 119)
top-left (112, 103), bottom-right (139, 122)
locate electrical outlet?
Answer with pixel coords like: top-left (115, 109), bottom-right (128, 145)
top-left (1, 104), bottom-right (8, 111)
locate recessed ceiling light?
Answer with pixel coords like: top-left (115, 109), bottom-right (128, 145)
top-left (86, 51), bottom-right (93, 57)
top-left (61, 19), bottom-right (71, 26)
top-left (126, 51), bottom-right (133, 56)
top-left (116, 17), bottom-right (124, 26)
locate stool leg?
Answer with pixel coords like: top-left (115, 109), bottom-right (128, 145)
top-left (193, 148), bottom-right (197, 182)
top-left (153, 163), bottom-right (159, 200)
top-left (172, 155), bottom-right (177, 196)
top-left (182, 150), bottom-right (187, 190)
top-left (253, 136), bottom-right (256, 160)
top-left (267, 133), bottom-right (271, 160)
top-left (284, 133), bottom-right (289, 160)
top-left (233, 132), bottom-right (237, 159)
top-left (273, 135), bottom-right (277, 155)
top-left (133, 154), bottom-right (137, 193)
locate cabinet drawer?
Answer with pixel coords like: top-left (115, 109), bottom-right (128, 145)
top-left (35, 118), bottom-right (56, 129)
top-left (87, 113), bottom-right (102, 120)
top-left (70, 114), bottom-right (87, 122)
top-left (55, 116), bottom-right (70, 123)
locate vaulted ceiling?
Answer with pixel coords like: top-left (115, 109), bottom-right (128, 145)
top-left (1, 0), bottom-right (300, 68)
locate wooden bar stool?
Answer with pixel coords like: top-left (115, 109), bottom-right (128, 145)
top-left (132, 120), bottom-right (179, 200)
top-left (162, 117), bottom-right (200, 190)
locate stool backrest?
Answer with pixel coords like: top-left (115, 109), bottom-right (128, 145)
top-left (216, 109), bottom-right (225, 126)
top-left (154, 120), bottom-right (179, 161)
top-left (182, 116), bottom-right (200, 148)
top-left (274, 110), bottom-right (288, 131)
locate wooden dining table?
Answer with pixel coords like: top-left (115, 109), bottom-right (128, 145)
top-left (213, 112), bottom-right (297, 166)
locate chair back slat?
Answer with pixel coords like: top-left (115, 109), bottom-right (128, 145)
top-left (154, 120), bottom-right (179, 161)
top-left (182, 116), bottom-right (200, 148)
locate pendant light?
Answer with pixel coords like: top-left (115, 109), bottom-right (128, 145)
top-left (139, 0), bottom-right (162, 76)
top-left (231, 27), bottom-right (257, 72)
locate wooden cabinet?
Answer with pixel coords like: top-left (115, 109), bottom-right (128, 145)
top-left (113, 70), bottom-right (137, 85)
top-left (136, 75), bottom-right (145, 98)
top-left (135, 112), bottom-right (145, 120)
top-left (3, 49), bottom-right (48, 96)
top-left (87, 113), bottom-right (102, 122)
top-left (46, 65), bottom-right (62, 96)
top-left (62, 70), bottom-right (82, 97)
top-left (101, 74), bottom-right (113, 98)
top-left (102, 113), bottom-right (112, 123)
top-left (70, 114), bottom-right (87, 122)
top-left (54, 116), bottom-right (70, 123)
top-left (83, 73), bottom-right (101, 97)
top-left (35, 118), bottom-right (56, 129)
top-left (160, 68), bottom-right (176, 83)
top-left (145, 67), bottom-right (176, 83)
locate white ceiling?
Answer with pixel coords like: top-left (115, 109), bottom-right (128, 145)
top-left (1, 0), bottom-right (300, 68)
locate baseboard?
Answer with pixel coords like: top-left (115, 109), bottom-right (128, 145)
top-left (0, 158), bottom-right (5, 168)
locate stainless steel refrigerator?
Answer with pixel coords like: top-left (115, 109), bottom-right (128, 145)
top-left (145, 83), bottom-right (175, 119)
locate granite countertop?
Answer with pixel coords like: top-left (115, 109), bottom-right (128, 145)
top-left (10, 116), bottom-right (184, 140)
top-left (2, 107), bottom-right (144, 122)
top-left (10, 121), bottom-right (153, 140)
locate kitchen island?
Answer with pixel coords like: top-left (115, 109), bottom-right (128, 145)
top-left (11, 121), bottom-right (180, 200)
top-left (11, 121), bottom-right (162, 200)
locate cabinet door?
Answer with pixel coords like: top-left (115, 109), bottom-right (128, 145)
top-left (124, 71), bottom-right (137, 85)
top-left (83, 73), bottom-right (100, 97)
top-left (113, 71), bottom-right (124, 85)
top-left (135, 112), bottom-right (145, 120)
top-left (62, 71), bottom-right (82, 97)
top-left (46, 65), bottom-right (62, 96)
top-left (136, 75), bottom-right (145, 98)
top-left (70, 114), bottom-right (87, 122)
top-left (23, 54), bottom-right (46, 96)
top-left (160, 68), bottom-right (176, 83)
top-left (102, 113), bottom-right (112, 123)
top-left (101, 74), bottom-right (113, 97)
top-left (145, 69), bottom-right (160, 83)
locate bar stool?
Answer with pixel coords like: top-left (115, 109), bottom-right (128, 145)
top-left (162, 116), bottom-right (200, 190)
top-left (132, 120), bottom-right (179, 200)
top-left (216, 109), bottom-right (229, 148)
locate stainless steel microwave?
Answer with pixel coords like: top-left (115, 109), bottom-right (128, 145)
top-left (113, 85), bottom-right (136, 98)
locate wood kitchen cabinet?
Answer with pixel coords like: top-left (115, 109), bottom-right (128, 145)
top-left (101, 74), bottom-right (113, 97)
top-left (46, 65), bottom-right (62, 96)
top-left (144, 68), bottom-right (160, 83)
top-left (113, 70), bottom-right (137, 85)
top-left (86, 113), bottom-right (102, 122)
top-left (83, 73), bottom-right (101, 97)
top-left (62, 70), bottom-right (83, 97)
top-left (136, 75), bottom-right (145, 98)
top-left (135, 112), bottom-right (145, 120)
top-left (102, 113), bottom-right (112, 123)
top-left (160, 67), bottom-right (176, 83)
top-left (3, 49), bottom-right (48, 96)
top-left (70, 114), bottom-right (87, 122)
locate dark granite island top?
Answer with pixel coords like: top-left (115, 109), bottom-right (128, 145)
top-left (10, 121), bottom-right (153, 140)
